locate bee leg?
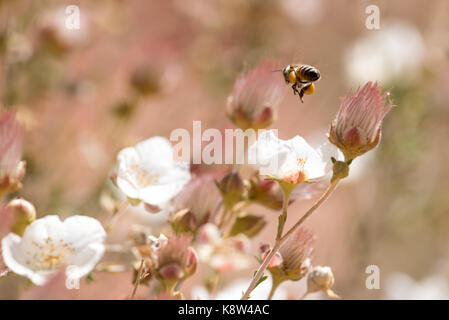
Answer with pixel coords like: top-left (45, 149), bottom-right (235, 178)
top-left (299, 89), bottom-right (305, 103)
top-left (291, 84), bottom-right (300, 96)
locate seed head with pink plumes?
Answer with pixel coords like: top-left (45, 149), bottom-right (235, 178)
top-left (261, 228), bottom-right (314, 282)
top-left (328, 82), bottom-right (393, 162)
top-left (226, 61), bottom-right (286, 130)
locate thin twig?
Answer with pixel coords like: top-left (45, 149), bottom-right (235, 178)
top-left (280, 180), bottom-right (339, 245)
top-left (211, 199), bottom-right (223, 222)
top-left (241, 241), bottom-right (281, 300)
top-left (130, 259), bottom-right (144, 299)
top-left (217, 207), bottom-right (230, 229)
top-left (241, 189), bottom-right (290, 300)
top-left (241, 179), bottom-right (340, 300)
top-left (267, 279), bottom-right (280, 300)
top-left (106, 199), bottom-right (130, 232)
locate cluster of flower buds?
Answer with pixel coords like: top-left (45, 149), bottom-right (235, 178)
top-left (0, 110), bottom-right (26, 198)
top-left (148, 234), bottom-right (198, 291)
top-left (261, 228), bottom-right (314, 284)
top-left (226, 61), bottom-right (285, 130)
top-left (328, 82), bottom-right (392, 162)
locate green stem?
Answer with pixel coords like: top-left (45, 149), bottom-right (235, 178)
top-left (241, 183), bottom-right (292, 300)
top-left (280, 179), bottom-right (340, 245)
top-left (130, 259), bottom-right (144, 299)
top-left (106, 199), bottom-right (129, 232)
top-left (241, 178), bottom-right (342, 300)
top-left (268, 278), bottom-right (281, 300)
top-left (217, 207), bottom-right (230, 229)
top-left (276, 184), bottom-right (293, 240)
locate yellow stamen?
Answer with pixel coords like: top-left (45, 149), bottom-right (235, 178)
top-left (30, 237), bottom-right (75, 270)
top-left (298, 158), bottom-right (307, 170)
top-left (132, 164), bottom-right (159, 188)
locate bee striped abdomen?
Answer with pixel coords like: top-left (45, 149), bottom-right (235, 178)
top-left (296, 65), bottom-right (321, 83)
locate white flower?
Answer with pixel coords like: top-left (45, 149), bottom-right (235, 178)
top-left (344, 21), bottom-right (425, 85)
top-left (116, 136), bottom-right (191, 212)
top-left (279, 0), bottom-right (323, 26)
top-left (248, 130), bottom-right (337, 185)
top-left (385, 272), bottom-right (449, 300)
top-left (1, 215), bottom-right (106, 285)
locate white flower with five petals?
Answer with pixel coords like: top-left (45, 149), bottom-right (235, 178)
top-left (116, 136), bottom-right (191, 212)
top-left (248, 130), bottom-right (339, 185)
top-left (1, 215), bottom-right (106, 285)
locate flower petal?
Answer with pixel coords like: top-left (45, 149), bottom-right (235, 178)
top-left (63, 215), bottom-right (106, 278)
top-left (1, 232), bottom-right (50, 285)
top-left (135, 136), bottom-right (174, 167)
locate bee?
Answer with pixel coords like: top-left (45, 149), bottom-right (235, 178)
top-left (281, 64), bottom-right (321, 102)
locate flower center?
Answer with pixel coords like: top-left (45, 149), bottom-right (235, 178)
top-left (29, 237), bottom-right (75, 271)
top-left (131, 164), bottom-right (159, 188)
top-left (283, 158), bottom-right (308, 185)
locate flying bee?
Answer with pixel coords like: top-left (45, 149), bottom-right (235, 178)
top-left (281, 64), bottom-right (321, 103)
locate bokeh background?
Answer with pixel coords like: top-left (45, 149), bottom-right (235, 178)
top-left (1, 0), bottom-right (449, 299)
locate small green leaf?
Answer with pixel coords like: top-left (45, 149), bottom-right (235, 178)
top-left (86, 273), bottom-right (95, 284)
top-left (253, 271), bottom-right (268, 290)
top-left (228, 213), bottom-right (266, 238)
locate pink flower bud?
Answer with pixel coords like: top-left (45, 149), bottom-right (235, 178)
top-left (158, 263), bottom-right (184, 281)
top-left (7, 198), bottom-right (36, 236)
top-left (249, 177), bottom-right (284, 210)
top-left (151, 235), bottom-right (198, 283)
top-left (260, 246), bottom-right (283, 269)
top-left (171, 208), bottom-right (198, 234)
top-left (329, 82), bottom-right (392, 161)
top-left (172, 172), bottom-right (222, 228)
top-left (0, 110), bottom-right (25, 197)
top-left (216, 172), bottom-right (245, 209)
top-left (264, 228), bottom-right (314, 283)
top-left (227, 61), bottom-right (286, 130)
top-left (306, 265), bottom-right (340, 298)
top-left (184, 247), bottom-right (198, 277)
